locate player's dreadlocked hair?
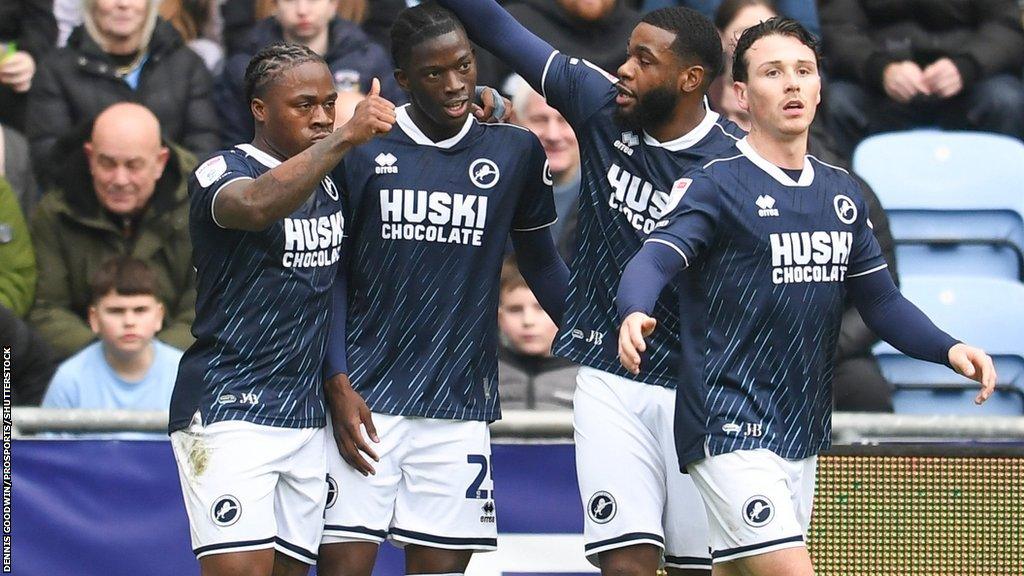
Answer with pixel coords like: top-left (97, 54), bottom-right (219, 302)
top-left (389, 1), bottom-right (466, 70)
top-left (244, 42), bottom-right (326, 102)
top-left (732, 17), bottom-right (820, 83)
top-left (640, 7), bottom-right (724, 89)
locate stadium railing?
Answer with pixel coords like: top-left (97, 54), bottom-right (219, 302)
top-left (12, 407), bottom-right (1024, 441)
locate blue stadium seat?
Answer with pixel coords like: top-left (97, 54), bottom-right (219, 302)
top-left (853, 130), bottom-right (1024, 280)
top-left (873, 276), bottom-right (1024, 415)
top-left (894, 245), bottom-right (1020, 279)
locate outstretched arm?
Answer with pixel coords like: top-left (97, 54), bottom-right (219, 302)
top-left (436, 0), bottom-right (555, 90)
top-left (848, 269), bottom-right (996, 404)
top-left (511, 228), bottom-right (569, 326)
top-left (616, 241), bottom-right (688, 374)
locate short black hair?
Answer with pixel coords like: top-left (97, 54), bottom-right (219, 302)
top-left (732, 16), bottom-right (820, 83)
top-left (640, 7), bottom-right (724, 88)
top-left (89, 256), bottom-right (159, 304)
top-left (244, 42), bottom-right (325, 102)
top-left (713, 0), bottom-right (777, 32)
top-left (389, 1), bottom-right (466, 70)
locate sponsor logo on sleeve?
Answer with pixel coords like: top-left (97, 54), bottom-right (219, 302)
top-left (195, 155), bottom-right (227, 188)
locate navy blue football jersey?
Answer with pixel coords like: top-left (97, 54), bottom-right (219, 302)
top-left (539, 51), bottom-right (745, 389)
top-left (169, 144), bottom-right (344, 433)
top-left (647, 138), bottom-right (887, 466)
top-left (334, 105), bottom-right (556, 421)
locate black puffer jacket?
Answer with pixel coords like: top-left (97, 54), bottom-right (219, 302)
top-left (820, 0), bottom-right (1024, 92)
top-left (26, 18), bottom-right (218, 179)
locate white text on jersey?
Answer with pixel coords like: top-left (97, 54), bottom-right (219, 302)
top-left (769, 231), bottom-right (852, 284)
top-left (282, 211), bottom-right (345, 268)
top-left (606, 164), bottom-right (685, 234)
top-left (379, 189), bottom-right (489, 247)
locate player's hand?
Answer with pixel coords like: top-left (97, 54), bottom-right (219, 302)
top-left (0, 51), bottom-right (35, 93)
top-left (947, 343), bottom-right (997, 405)
top-left (339, 78), bottom-right (396, 146)
top-left (922, 58), bottom-right (963, 99)
top-left (325, 373), bottom-right (380, 476)
top-left (618, 312), bottom-right (657, 375)
top-left (882, 61), bottom-right (930, 104)
top-left (472, 86), bottom-right (512, 123)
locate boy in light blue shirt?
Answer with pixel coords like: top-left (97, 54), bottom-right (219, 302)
top-left (42, 256), bottom-right (183, 430)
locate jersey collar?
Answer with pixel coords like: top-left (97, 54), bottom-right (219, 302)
top-left (736, 137), bottom-right (814, 187)
top-left (236, 143), bottom-right (282, 169)
top-left (642, 102), bottom-right (720, 151)
top-left (395, 104), bottom-right (475, 149)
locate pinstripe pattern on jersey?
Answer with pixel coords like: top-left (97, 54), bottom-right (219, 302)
top-left (656, 150), bottom-right (887, 466)
top-left (337, 115), bottom-right (555, 421)
top-left (169, 146), bottom-right (342, 432)
top-left (542, 56), bottom-right (744, 388)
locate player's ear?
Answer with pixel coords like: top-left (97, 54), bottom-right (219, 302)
top-left (734, 80), bottom-right (749, 113)
top-left (679, 64), bottom-right (705, 94)
top-left (394, 68), bottom-right (410, 93)
top-left (251, 97), bottom-right (267, 123)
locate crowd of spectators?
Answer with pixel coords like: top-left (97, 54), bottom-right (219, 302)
top-left (2, 0), bottom-right (1023, 415)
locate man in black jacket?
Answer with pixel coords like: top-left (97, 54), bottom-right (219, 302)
top-left (26, 0), bottom-right (218, 184)
top-left (821, 0), bottom-right (1024, 159)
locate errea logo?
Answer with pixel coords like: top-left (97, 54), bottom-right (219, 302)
top-left (375, 152), bottom-right (398, 174)
top-left (614, 131), bottom-right (639, 156)
top-left (756, 195), bottom-right (779, 217)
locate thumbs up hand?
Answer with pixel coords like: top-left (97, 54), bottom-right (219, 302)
top-left (340, 78), bottom-right (397, 146)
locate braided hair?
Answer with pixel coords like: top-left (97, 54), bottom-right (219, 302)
top-left (389, 1), bottom-right (466, 70)
top-left (244, 42), bottom-right (326, 102)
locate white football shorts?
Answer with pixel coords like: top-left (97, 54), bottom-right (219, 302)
top-left (687, 448), bottom-right (816, 564)
top-left (322, 413), bottom-right (497, 551)
top-left (171, 413), bottom-right (328, 565)
top-left (574, 366), bottom-right (711, 571)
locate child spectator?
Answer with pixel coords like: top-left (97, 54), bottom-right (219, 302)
top-left (42, 255), bottom-right (183, 415)
top-left (498, 257), bottom-right (575, 410)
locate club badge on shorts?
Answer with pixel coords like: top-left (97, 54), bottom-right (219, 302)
top-left (211, 495), bottom-right (241, 527)
top-left (742, 495), bottom-right (774, 528)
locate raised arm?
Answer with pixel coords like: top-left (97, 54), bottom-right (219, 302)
top-left (847, 269), bottom-right (996, 404)
top-left (435, 0), bottom-right (555, 90)
top-left (616, 241), bottom-right (688, 375)
top-left (214, 80), bottom-right (396, 231)
top-left (511, 229), bottom-right (569, 326)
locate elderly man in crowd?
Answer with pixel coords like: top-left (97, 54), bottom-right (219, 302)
top-left (508, 74), bottom-right (582, 263)
top-left (29, 102), bottom-right (196, 361)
